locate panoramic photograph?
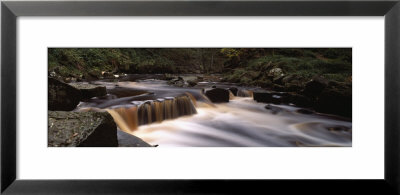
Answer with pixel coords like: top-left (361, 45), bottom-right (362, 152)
top-left (48, 48), bottom-right (352, 147)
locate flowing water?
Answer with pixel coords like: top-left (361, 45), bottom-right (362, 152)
top-left (76, 78), bottom-right (352, 147)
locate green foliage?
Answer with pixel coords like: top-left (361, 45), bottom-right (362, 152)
top-left (48, 48), bottom-right (351, 84)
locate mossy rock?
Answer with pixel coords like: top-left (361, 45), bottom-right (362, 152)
top-left (48, 111), bottom-right (118, 147)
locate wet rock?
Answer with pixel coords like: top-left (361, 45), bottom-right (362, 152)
top-left (196, 76), bottom-right (204, 82)
top-left (327, 125), bottom-right (351, 132)
top-left (228, 87), bottom-right (238, 96)
top-left (107, 87), bottom-right (149, 98)
top-left (296, 108), bottom-right (314, 114)
top-left (167, 77), bottom-right (185, 87)
top-left (315, 88), bottom-right (352, 118)
top-left (48, 77), bottom-right (82, 111)
top-left (253, 91), bottom-right (283, 104)
top-left (204, 88), bottom-right (229, 103)
top-left (187, 79), bottom-right (198, 87)
top-left (288, 93), bottom-right (312, 108)
top-left (303, 76), bottom-right (328, 98)
top-left (48, 111), bottom-right (118, 147)
top-left (117, 130), bottom-right (152, 147)
top-left (265, 104), bottom-right (284, 114)
top-left (69, 83), bottom-right (107, 100)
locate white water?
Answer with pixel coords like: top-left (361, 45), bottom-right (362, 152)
top-left (133, 97), bottom-right (351, 147)
top-left (77, 79), bottom-right (352, 147)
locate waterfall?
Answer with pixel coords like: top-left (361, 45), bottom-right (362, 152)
top-left (107, 95), bottom-right (197, 133)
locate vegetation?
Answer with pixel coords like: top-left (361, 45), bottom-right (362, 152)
top-left (48, 48), bottom-right (351, 86)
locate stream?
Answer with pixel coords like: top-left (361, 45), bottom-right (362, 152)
top-left (75, 77), bottom-right (352, 147)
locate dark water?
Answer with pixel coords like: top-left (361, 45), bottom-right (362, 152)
top-left (75, 78), bottom-right (352, 147)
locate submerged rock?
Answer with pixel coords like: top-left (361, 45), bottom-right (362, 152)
top-left (265, 104), bottom-right (284, 114)
top-left (48, 77), bottom-right (82, 111)
top-left (69, 83), bottom-right (107, 100)
top-left (48, 111), bottom-right (118, 147)
top-left (204, 88), bottom-right (229, 103)
top-left (117, 130), bottom-right (152, 147)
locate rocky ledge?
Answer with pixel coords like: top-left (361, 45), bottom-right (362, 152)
top-left (48, 111), bottom-right (118, 147)
top-left (68, 83), bottom-right (107, 100)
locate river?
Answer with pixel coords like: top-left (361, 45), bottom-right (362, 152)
top-left (75, 77), bottom-right (352, 147)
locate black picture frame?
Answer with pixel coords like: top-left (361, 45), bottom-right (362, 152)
top-left (1, 0), bottom-right (399, 194)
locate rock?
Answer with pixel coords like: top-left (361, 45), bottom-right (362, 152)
top-left (284, 83), bottom-right (302, 92)
top-left (303, 76), bottom-right (328, 98)
top-left (315, 88), bottom-right (352, 118)
top-left (281, 74), bottom-right (303, 85)
top-left (88, 70), bottom-right (102, 79)
top-left (288, 93), bottom-right (312, 108)
top-left (48, 77), bottom-right (82, 111)
top-left (83, 73), bottom-right (98, 82)
top-left (272, 75), bottom-right (285, 85)
top-left (253, 91), bottom-right (284, 104)
top-left (204, 88), bottom-right (229, 103)
top-left (296, 108), bottom-right (314, 114)
top-left (273, 84), bottom-right (285, 91)
top-left (268, 68), bottom-right (284, 78)
top-left (265, 104), bottom-right (284, 114)
top-left (107, 87), bottom-right (149, 98)
top-left (102, 71), bottom-right (114, 79)
top-left (163, 74), bottom-right (175, 80)
top-left (254, 79), bottom-right (273, 88)
top-left (228, 87), bottom-right (238, 96)
top-left (69, 83), bottom-right (107, 100)
top-left (167, 77), bottom-right (185, 87)
top-left (117, 130), bottom-right (151, 147)
top-left (187, 80), bottom-right (197, 87)
top-left (48, 111), bottom-right (118, 147)
top-left (49, 71), bottom-right (57, 77)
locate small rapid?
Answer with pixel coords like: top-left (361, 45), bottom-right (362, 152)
top-left (76, 79), bottom-right (352, 147)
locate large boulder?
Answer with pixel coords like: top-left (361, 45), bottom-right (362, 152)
top-left (287, 93), bottom-right (312, 108)
top-left (69, 83), bottom-right (107, 100)
top-left (117, 130), bottom-right (152, 147)
top-left (303, 76), bottom-right (328, 98)
top-left (315, 87), bottom-right (352, 118)
top-left (48, 111), bottom-right (118, 147)
top-left (204, 88), bottom-right (229, 103)
top-left (48, 77), bottom-right (82, 111)
top-left (253, 91), bottom-right (285, 104)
